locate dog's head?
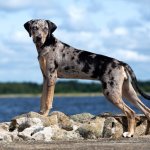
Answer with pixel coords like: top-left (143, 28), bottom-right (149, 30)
top-left (24, 19), bottom-right (57, 47)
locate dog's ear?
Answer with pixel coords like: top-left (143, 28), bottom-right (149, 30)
top-left (46, 20), bottom-right (57, 34)
top-left (24, 20), bottom-right (32, 37)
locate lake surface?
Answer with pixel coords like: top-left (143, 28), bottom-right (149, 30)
top-left (0, 96), bottom-right (149, 122)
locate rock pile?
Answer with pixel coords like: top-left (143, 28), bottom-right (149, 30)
top-left (0, 111), bottom-right (149, 142)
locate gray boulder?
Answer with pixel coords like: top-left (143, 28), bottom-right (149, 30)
top-left (0, 111), bottom-right (149, 142)
top-left (70, 113), bottom-right (95, 123)
top-left (77, 117), bottom-right (105, 139)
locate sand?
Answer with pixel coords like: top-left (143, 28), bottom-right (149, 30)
top-left (1, 136), bottom-right (150, 150)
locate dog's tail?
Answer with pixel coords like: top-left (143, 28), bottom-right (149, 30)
top-left (122, 62), bottom-right (150, 100)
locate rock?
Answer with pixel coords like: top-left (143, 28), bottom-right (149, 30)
top-left (47, 114), bottom-right (58, 126)
top-left (12, 111), bottom-right (42, 120)
top-left (51, 125), bottom-right (82, 140)
top-left (0, 111), bottom-right (149, 142)
top-left (0, 122), bottom-right (21, 142)
top-left (135, 118), bottom-right (148, 136)
top-left (77, 117), bottom-right (105, 139)
top-left (18, 126), bottom-right (44, 140)
top-left (0, 128), bottom-right (20, 142)
top-left (10, 111), bottom-right (73, 131)
top-left (70, 113), bottom-right (95, 123)
top-left (0, 131), bottom-right (12, 142)
top-left (102, 115), bottom-right (149, 138)
top-left (102, 117), bottom-right (123, 138)
top-left (10, 112), bottom-right (53, 130)
top-left (10, 117), bottom-right (43, 132)
top-left (50, 111), bottom-right (73, 131)
top-left (0, 122), bottom-right (10, 132)
top-left (32, 127), bottom-right (53, 141)
top-left (10, 129), bottom-right (21, 141)
top-left (18, 126), bottom-right (53, 141)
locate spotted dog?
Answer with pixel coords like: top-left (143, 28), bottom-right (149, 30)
top-left (24, 19), bottom-right (150, 138)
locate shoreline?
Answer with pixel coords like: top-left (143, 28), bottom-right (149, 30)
top-left (0, 93), bottom-right (103, 98)
top-left (0, 92), bottom-right (148, 98)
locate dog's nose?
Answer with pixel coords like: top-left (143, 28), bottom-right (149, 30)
top-left (36, 36), bottom-right (42, 41)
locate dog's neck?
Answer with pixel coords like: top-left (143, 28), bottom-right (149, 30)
top-left (42, 34), bottom-right (56, 48)
top-left (36, 35), bottom-right (56, 59)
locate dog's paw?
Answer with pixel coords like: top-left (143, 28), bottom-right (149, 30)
top-left (39, 110), bottom-right (49, 116)
top-left (122, 132), bottom-right (133, 138)
top-left (39, 111), bottom-right (44, 115)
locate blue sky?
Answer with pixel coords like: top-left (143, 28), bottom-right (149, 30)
top-left (0, 0), bottom-right (150, 83)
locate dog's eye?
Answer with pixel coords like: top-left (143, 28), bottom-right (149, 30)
top-left (43, 27), bottom-right (48, 31)
top-left (32, 27), bottom-right (38, 31)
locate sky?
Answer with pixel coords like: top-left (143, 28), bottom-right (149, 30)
top-left (0, 0), bottom-right (150, 83)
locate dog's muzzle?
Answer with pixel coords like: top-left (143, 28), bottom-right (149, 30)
top-left (33, 35), bottom-right (42, 43)
top-left (33, 36), bottom-right (44, 47)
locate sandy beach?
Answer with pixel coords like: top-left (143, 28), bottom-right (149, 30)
top-left (1, 136), bottom-right (150, 150)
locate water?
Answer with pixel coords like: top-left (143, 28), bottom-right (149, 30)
top-left (0, 96), bottom-right (149, 122)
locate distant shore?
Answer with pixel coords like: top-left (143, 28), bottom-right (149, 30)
top-left (0, 92), bottom-right (149, 98)
top-left (0, 93), bottom-right (102, 98)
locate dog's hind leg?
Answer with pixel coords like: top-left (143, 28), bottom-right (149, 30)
top-left (103, 88), bottom-right (136, 137)
top-left (123, 79), bottom-right (150, 120)
top-left (102, 67), bottom-right (136, 137)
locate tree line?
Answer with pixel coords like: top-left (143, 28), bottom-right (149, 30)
top-left (0, 80), bottom-right (149, 94)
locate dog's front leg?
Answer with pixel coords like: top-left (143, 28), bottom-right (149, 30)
top-left (41, 71), bottom-right (57, 116)
top-left (40, 77), bottom-right (47, 114)
top-left (39, 55), bottom-right (48, 114)
top-left (38, 55), bottom-right (57, 116)
top-left (40, 78), bottom-right (56, 116)
top-left (43, 80), bottom-right (56, 116)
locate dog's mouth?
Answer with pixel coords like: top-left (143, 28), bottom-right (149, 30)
top-left (33, 38), bottom-right (44, 47)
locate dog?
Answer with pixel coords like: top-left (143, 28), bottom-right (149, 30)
top-left (24, 19), bottom-right (150, 138)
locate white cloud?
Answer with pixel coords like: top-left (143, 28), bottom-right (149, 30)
top-left (0, 42), bottom-right (17, 65)
top-left (0, 0), bottom-right (30, 10)
top-left (8, 30), bottom-right (31, 44)
top-left (0, 0), bottom-right (48, 11)
top-left (113, 27), bottom-right (128, 36)
top-left (99, 28), bottom-right (111, 38)
top-left (68, 5), bottom-right (85, 23)
top-left (112, 49), bottom-right (150, 62)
